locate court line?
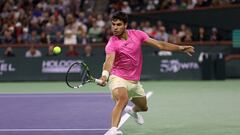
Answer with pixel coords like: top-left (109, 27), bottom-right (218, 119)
top-left (0, 128), bottom-right (108, 132)
top-left (0, 93), bottom-right (110, 98)
top-left (117, 91), bottom-right (153, 129)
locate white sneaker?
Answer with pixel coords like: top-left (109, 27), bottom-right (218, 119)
top-left (104, 127), bottom-right (123, 135)
top-left (124, 106), bottom-right (144, 125)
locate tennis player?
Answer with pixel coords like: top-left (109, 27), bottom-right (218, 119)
top-left (99, 11), bottom-right (195, 135)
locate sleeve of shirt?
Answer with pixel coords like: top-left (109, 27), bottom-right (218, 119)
top-left (136, 30), bottom-right (149, 42)
top-left (105, 38), bottom-right (116, 54)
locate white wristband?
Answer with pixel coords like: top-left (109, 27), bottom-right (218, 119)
top-left (102, 70), bottom-right (109, 78)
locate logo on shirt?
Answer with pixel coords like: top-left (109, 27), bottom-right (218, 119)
top-left (123, 43), bottom-right (128, 46)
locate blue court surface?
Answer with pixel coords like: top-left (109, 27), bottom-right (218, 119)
top-left (1, 81), bottom-right (240, 135)
top-left (0, 93), bottom-right (114, 135)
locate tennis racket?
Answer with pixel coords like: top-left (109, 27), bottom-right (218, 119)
top-left (65, 61), bottom-right (103, 88)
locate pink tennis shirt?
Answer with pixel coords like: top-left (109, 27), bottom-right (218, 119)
top-left (105, 29), bottom-right (149, 81)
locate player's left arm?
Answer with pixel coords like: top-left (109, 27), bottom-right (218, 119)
top-left (144, 38), bottom-right (195, 56)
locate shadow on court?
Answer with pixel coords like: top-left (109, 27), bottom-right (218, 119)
top-left (0, 93), bottom-right (114, 135)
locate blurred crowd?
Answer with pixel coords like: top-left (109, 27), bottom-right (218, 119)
top-left (108, 0), bottom-right (240, 13)
top-left (1, 0), bottom-right (238, 58)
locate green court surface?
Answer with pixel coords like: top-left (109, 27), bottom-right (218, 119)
top-left (0, 80), bottom-right (240, 135)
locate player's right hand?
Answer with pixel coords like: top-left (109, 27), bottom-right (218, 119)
top-left (98, 76), bottom-right (107, 87)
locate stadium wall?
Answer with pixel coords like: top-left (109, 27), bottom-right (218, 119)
top-left (0, 44), bottom-right (238, 81)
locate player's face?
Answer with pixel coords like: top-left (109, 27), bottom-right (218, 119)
top-left (111, 20), bottom-right (127, 36)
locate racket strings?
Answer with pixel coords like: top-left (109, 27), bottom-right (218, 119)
top-left (79, 66), bottom-right (89, 84)
top-left (66, 63), bottom-right (89, 88)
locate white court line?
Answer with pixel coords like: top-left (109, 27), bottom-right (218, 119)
top-left (0, 128), bottom-right (108, 132)
top-left (0, 94), bottom-right (110, 98)
top-left (117, 91), bottom-right (153, 129)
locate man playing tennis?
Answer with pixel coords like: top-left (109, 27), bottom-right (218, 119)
top-left (99, 12), bottom-right (194, 135)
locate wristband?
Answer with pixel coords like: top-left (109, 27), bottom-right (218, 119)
top-left (102, 70), bottom-right (109, 78)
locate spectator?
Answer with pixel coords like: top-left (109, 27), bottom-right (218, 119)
top-left (79, 32), bottom-right (88, 45)
top-left (146, 0), bottom-right (157, 11)
top-left (14, 22), bottom-right (23, 39)
top-left (142, 21), bottom-right (153, 35)
top-left (28, 30), bottom-right (40, 44)
top-left (155, 26), bottom-right (169, 42)
top-left (82, 45), bottom-right (93, 57)
top-left (196, 27), bottom-right (208, 41)
top-left (46, 45), bottom-right (55, 56)
top-left (195, 0), bottom-right (209, 8)
top-left (66, 45), bottom-right (79, 57)
top-left (78, 12), bottom-right (88, 30)
top-left (169, 0), bottom-right (179, 10)
top-left (178, 24), bottom-right (187, 42)
top-left (4, 47), bottom-right (15, 57)
top-left (102, 26), bottom-right (112, 42)
top-left (96, 14), bottom-right (105, 30)
top-left (2, 30), bottom-right (15, 44)
top-left (77, 25), bottom-right (88, 45)
top-left (0, 0), bottom-right (236, 46)
top-left (183, 28), bottom-right (193, 42)
top-left (64, 29), bottom-right (77, 45)
top-left (25, 46), bottom-right (42, 57)
top-left (179, 0), bottom-right (188, 9)
top-left (149, 26), bottom-right (158, 38)
top-left (210, 27), bottom-right (221, 41)
top-left (129, 0), bottom-right (145, 12)
top-left (187, 0), bottom-right (196, 9)
top-left (40, 31), bottom-right (49, 44)
top-left (22, 27), bottom-right (30, 43)
top-left (65, 14), bottom-right (79, 35)
top-left (130, 21), bottom-right (138, 29)
top-left (168, 28), bottom-right (181, 43)
top-left (88, 21), bottom-right (102, 43)
top-left (121, 1), bottom-right (132, 14)
top-left (161, 0), bottom-right (172, 9)
top-left (212, 0), bottom-right (231, 6)
top-left (52, 31), bottom-right (64, 44)
top-left (156, 20), bottom-right (163, 28)
top-left (16, 36), bottom-right (24, 44)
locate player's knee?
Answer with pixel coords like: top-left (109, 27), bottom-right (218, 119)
top-left (120, 97), bottom-right (128, 105)
top-left (117, 96), bottom-right (128, 106)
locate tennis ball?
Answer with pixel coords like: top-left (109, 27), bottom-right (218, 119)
top-left (53, 46), bottom-right (61, 54)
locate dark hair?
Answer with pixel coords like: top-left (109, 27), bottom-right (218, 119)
top-left (111, 11), bottom-right (128, 24)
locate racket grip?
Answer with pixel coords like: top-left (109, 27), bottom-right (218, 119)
top-left (95, 79), bottom-right (103, 84)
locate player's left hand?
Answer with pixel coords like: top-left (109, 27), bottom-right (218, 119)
top-left (180, 46), bottom-right (195, 56)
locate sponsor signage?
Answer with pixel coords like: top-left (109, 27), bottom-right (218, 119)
top-left (42, 60), bottom-right (82, 73)
top-left (160, 59), bottom-right (199, 73)
top-left (0, 60), bottom-right (16, 75)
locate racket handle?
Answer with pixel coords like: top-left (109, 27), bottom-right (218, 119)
top-left (95, 79), bottom-right (103, 84)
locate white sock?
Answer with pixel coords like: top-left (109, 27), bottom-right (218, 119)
top-left (131, 107), bottom-right (136, 113)
top-left (110, 127), bottom-right (118, 131)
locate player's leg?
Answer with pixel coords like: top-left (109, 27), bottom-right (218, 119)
top-left (129, 81), bottom-right (148, 112)
top-left (124, 96), bottom-right (147, 125)
top-left (131, 96), bottom-right (148, 112)
top-left (124, 82), bottom-right (147, 125)
top-left (111, 87), bottom-right (129, 127)
top-left (105, 75), bottom-right (128, 135)
top-left (104, 87), bottom-right (128, 135)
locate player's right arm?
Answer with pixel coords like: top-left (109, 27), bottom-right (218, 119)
top-left (98, 53), bottom-right (115, 86)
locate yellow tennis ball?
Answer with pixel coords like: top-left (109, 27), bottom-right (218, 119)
top-left (53, 46), bottom-right (61, 54)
